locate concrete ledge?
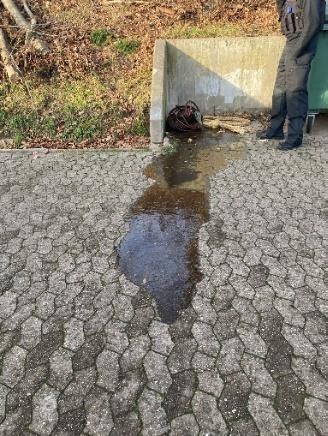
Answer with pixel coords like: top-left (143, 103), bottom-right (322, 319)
top-left (150, 36), bottom-right (286, 144)
top-left (150, 40), bottom-right (168, 145)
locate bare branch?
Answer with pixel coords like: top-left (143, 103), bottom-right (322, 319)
top-left (1, 0), bottom-right (50, 53)
top-left (22, 0), bottom-right (35, 22)
top-left (22, 0), bottom-right (37, 42)
top-left (0, 28), bottom-right (20, 81)
top-left (1, 0), bottom-right (30, 31)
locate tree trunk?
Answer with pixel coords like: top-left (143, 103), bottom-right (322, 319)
top-left (1, 0), bottom-right (49, 53)
top-left (0, 28), bottom-right (20, 81)
top-left (1, 0), bottom-right (29, 29)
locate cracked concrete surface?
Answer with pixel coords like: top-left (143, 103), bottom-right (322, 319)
top-left (0, 137), bottom-right (327, 435)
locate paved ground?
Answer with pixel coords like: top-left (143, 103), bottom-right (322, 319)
top-left (0, 137), bottom-right (327, 435)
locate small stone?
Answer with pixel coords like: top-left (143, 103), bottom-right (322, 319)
top-left (192, 352), bottom-right (216, 371)
top-left (244, 247), bottom-right (262, 267)
top-left (237, 324), bottom-right (267, 358)
top-left (219, 372), bottom-right (251, 422)
top-left (304, 312), bottom-right (327, 344)
top-left (29, 384), bottom-right (59, 435)
top-left (217, 337), bottom-right (244, 375)
top-left (170, 414), bottom-right (199, 436)
top-left (110, 411), bottom-right (141, 436)
top-left (288, 419), bottom-right (318, 436)
top-left (0, 292), bottom-right (17, 320)
top-left (0, 346), bottom-right (27, 388)
top-left (64, 318), bottom-right (85, 351)
top-left (35, 292), bottom-right (55, 320)
top-left (138, 388), bottom-right (169, 436)
top-left (248, 264), bottom-right (269, 288)
top-left (192, 322), bottom-right (220, 356)
top-left (241, 353), bottom-right (276, 398)
top-left (49, 348), bottom-right (73, 391)
top-left (275, 373), bottom-right (305, 424)
top-left (58, 367), bottom-right (96, 414)
top-left (105, 321), bottom-right (129, 354)
top-left (248, 393), bottom-right (288, 436)
top-left (167, 339), bottom-right (197, 374)
top-left (226, 255), bottom-right (250, 277)
top-left (232, 296), bottom-right (259, 326)
top-left (96, 350), bottom-right (119, 392)
top-left (282, 325), bottom-right (316, 359)
top-left (304, 397), bottom-right (328, 435)
top-left (229, 417), bottom-right (260, 436)
top-left (111, 371), bottom-right (143, 417)
top-left (213, 283), bottom-right (236, 308)
top-left (120, 335), bottom-right (150, 372)
top-left (192, 391), bottom-right (228, 434)
top-left (198, 370), bottom-right (224, 397)
top-left (85, 389), bottom-right (113, 435)
top-left (274, 298), bottom-right (305, 328)
top-left (92, 256), bottom-right (109, 274)
top-left (214, 308), bottom-right (239, 341)
top-left (292, 357), bottom-right (328, 401)
top-left (253, 285), bottom-right (275, 312)
top-left (58, 254), bottom-right (75, 273)
top-left (112, 294), bottom-right (134, 322)
top-left (144, 351), bottom-right (171, 394)
top-left (165, 371), bottom-right (196, 420)
top-left (149, 321), bottom-right (174, 356)
top-left (20, 316), bottom-right (42, 350)
top-left (0, 384), bottom-right (9, 423)
top-left (192, 296), bottom-right (217, 325)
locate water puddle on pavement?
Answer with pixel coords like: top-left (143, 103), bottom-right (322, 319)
top-left (118, 131), bottom-right (246, 324)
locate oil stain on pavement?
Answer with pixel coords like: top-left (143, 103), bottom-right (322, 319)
top-left (118, 131), bottom-right (245, 323)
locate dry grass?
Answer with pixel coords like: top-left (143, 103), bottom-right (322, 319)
top-left (0, 0), bottom-right (279, 148)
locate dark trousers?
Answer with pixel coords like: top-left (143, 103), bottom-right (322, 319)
top-left (270, 40), bottom-right (316, 144)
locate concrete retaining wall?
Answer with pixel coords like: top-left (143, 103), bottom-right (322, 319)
top-left (150, 36), bottom-right (286, 144)
top-left (150, 40), bottom-right (168, 145)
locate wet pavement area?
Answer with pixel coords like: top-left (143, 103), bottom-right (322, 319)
top-left (118, 132), bottom-right (244, 323)
top-left (0, 132), bottom-right (327, 435)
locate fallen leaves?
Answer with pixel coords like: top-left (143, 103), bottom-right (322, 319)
top-left (0, 0), bottom-right (278, 149)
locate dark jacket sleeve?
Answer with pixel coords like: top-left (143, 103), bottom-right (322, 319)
top-left (294, 0), bottom-right (325, 58)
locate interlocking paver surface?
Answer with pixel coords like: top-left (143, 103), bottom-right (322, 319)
top-left (0, 138), bottom-right (327, 435)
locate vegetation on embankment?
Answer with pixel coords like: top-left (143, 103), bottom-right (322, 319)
top-left (0, 0), bottom-right (279, 149)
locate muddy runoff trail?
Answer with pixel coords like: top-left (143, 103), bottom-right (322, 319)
top-left (118, 131), bottom-right (246, 324)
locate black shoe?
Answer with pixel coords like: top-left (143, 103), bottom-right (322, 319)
top-left (256, 129), bottom-right (285, 140)
top-left (277, 139), bottom-right (302, 151)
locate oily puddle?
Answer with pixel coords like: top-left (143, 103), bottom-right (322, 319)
top-left (118, 131), bottom-right (246, 324)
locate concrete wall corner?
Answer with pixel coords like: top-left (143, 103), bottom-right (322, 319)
top-left (150, 39), bottom-right (167, 144)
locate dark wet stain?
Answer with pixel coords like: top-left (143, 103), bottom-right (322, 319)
top-left (118, 131), bottom-right (245, 324)
top-left (127, 305), bottom-right (155, 338)
top-left (26, 329), bottom-right (64, 369)
top-left (219, 372), bottom-right (252, 422)
top-left (6, 364), bottom-right (48, 412)
top-left (164, 370), bottom-right (197, 420)
top-left (259, 310), bottom-right (294, 379)
top-left (54, 408), bottom-right (86, 435)
top-left (275, 373), bottom-right (306, 424)
top-left (72, 332), bottom-right (106, 371)
top-left (248, 264), bottom-right (270, 288)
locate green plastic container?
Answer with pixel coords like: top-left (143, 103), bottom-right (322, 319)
top-left (307, 5), bottom-right (328, 131)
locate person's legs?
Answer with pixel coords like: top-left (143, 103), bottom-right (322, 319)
top-left (257, 47), bottom-right (287, 140)
top-left (270, 48), bottom-right (288, 135)
top-left (278, 57), bottom-right (312, 150)
top-left (278, 39), bottom-right (318, 151)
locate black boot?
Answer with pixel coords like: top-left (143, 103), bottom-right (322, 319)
top-left (277, 139), bottom-right (302, 151)
top-left (256, 128), bottom-right (285, 140)
top-left (277, 117), bottom-right (304, 151)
